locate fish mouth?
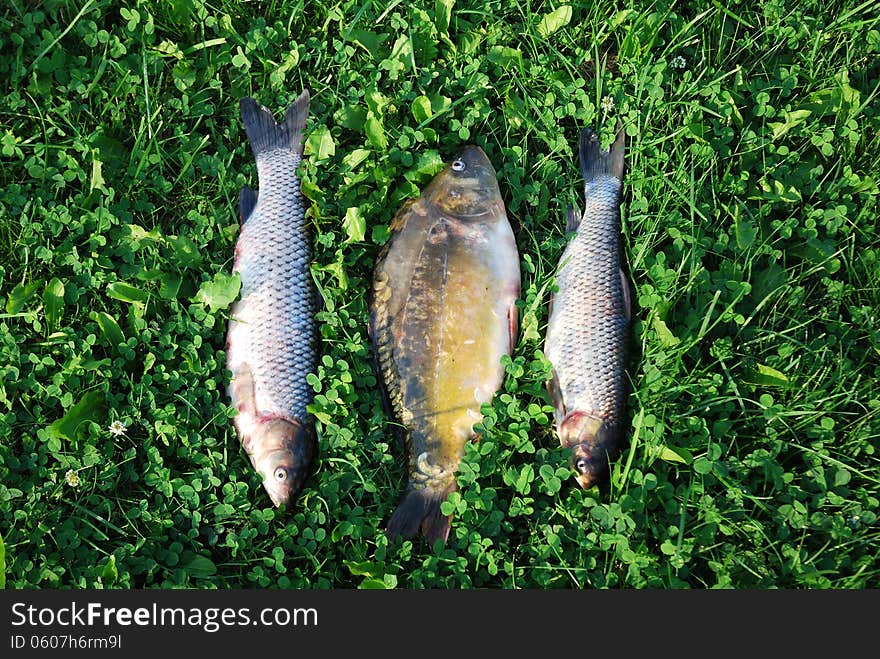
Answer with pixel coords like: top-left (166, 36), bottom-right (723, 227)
top-left (255, 420), bottom-right (317, 508)
top-left (266, 486), bottom-right (293, 507)
top-left (444, 207), bottom-right (495, 219)
top-left (559, 411), bottom-right (618, 489)
top-left (424, 144), bottom-right (501, 218)
top-left (262, 463), bottom-right (308, 507)
top-left (453, 144), bottom-right (492, 168)
top-left (571, 448), bottom-right (610, 489)
top-left (267, 489), bottom-right (289, 507)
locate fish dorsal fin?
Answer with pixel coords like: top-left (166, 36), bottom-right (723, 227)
top-left (239, 185), bottom-right (258, 224)
top-left (566, 204), bottom-right (582, 233)
top-left (620, 268), bottom-right (632, 322)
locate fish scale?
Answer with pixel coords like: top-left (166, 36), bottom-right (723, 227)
top-left (547, 179), bottom-right (627, 421)
top-left (225, 90), bottom-right (317, 507)
top-left (233, 175), bottom-right (314, 420)
top-left (543, 126), bottom-right (630, 489)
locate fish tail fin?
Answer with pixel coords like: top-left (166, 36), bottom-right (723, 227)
top-left (240, 89), bottom-right (310, 158)
top-left (386, 482), bottom-right (456, 546)
top-left (579, 123), bottom-right (625, 183)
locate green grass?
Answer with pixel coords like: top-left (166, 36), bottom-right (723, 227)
top-left (1, 0), bottom-right (878, 589)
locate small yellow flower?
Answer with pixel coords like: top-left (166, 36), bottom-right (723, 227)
top-left (65, 469), bottom-right (81, 487)
top-left (108, 420), bottom-right (127, 436)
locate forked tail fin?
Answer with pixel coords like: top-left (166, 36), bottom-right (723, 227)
top-left (386, 482), bottom-right (457, 546)
top-left (240, 90), bottom-right (310, 158)
top-left (579, 124), bottom-right (625, 183)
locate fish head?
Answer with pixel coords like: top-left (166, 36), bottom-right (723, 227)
top-left (427, 145), bottom-right (502, 218)
top-left (559, 412), bottom-right (618, 489)
top-left (252, 417), bottom-right (316, 507)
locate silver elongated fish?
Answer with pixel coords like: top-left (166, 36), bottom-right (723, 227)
top-left (543, 126), bottom-right (630, 489)
top-left (225, 90), bottom-right (317, 507)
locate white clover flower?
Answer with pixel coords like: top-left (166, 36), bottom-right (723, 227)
top-left (65, 469), bottom-right (81, 487)
top-left (108, 420), bottom-right (127, 436)
top-left (672, 55), bottom-right (687, 70)
top-left (601, 95), bottom-right (614, 112)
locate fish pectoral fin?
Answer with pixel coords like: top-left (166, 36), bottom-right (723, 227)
top-left (388, 198), bottom-right (417, 232)
top-left (239, 185), bottom-right (258, 224)
top-left (620, 267), bottom-right (632, 322)
top-left (547, 367), bottom-right (567, 426)
top-left (565, 204), bottom-right (582, 233)
top-left (231, 362), bottom-right (258, 417)
top-left (507, 302), bottom-right (519, 353)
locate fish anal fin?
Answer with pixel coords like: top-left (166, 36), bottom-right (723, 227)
top-left (620, 268), bottom-right (632, 322)
top-left (239, 185), bottom-right (258, 224)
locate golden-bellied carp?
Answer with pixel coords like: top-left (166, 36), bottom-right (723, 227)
top-left (370, 146), bottom-right (520, 544)
top-left (543, 126), bottom-right (630, 489)
top-left (225, 90), bottom-right (317, 507)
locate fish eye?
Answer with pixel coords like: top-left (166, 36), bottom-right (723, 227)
top-left (452, 159), bottom-right (466, 172)
top-left (575, 458), bottom-right (588, 474)
top-left (274, 467), bottom-right (287, 481)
